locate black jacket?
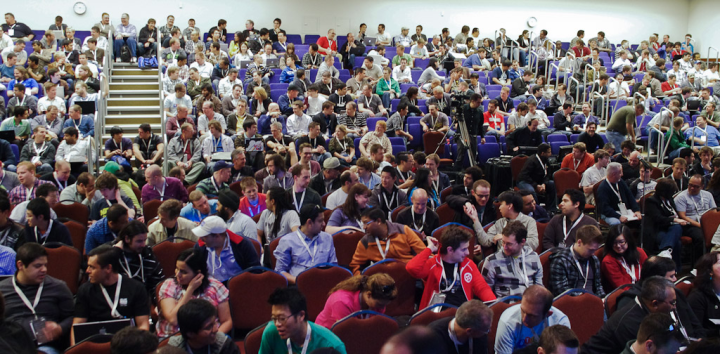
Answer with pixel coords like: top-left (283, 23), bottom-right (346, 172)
top-left (507, 127), bottom-right (542, 153)
top-left (642, 195), bottom-right (679, 251)
top-left (461, 103), bottom-right (484, 136)
top-left (511, 77), bottom-right (527, 98)
top-left (596, 179), bottom-right (639, 219)
top-left (446, 194), bottom-right (496, 228)
top-left (582, 298), bottom-right (650, 354)
top-left (309, 172), bottom-right (341, 197)
top-left (0, 139), bottom-right (16, 166)
top-left (688, 288), bottom-right (720, 338)
top-left (428, 316), bottom-right (488, 354)
top-left (553, 112), bottom-right (573, 131)
top-left (138, 25), bottom-right (158, 45)
top-left (399, 96), bottom-right (423, 116)
top-left (312, 112), bottom-right (337, 136)
top-left (518, 154), bottom-right (549, 187)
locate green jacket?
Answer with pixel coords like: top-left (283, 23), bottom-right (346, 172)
top-left (375, 78), bottom-right (400, 96)
top-left (665, 128), bottom-right (690, 151)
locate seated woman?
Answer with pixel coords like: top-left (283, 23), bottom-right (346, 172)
top-left (600, 224), bottom-right (648, 290)
top-left (407, 168), bottom-right (440, 211)
top-left (315, 273), bottom-right (397, 329)
top-left (279, 44), bottom-right (300, 70)
top-left (157, 248), bottom-right (232, 339)
top-left (643, 178), bottom-right (689, 271)
top-left (325, 184), bottom-right (372, 234)
top-left (687, 251), bottom-right (720, 338)
top-left (398, 87), bottom-right (423, 116)
top-left (257, 187), bottom-right (300, 245)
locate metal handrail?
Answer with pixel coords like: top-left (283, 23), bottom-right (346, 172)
top-left (568, 76), bottom-right (581, 108)
top-left (92, 30), bottom-right (114, 174)
top-left (706, 47), bottom-right (718, 71)
top-left (509, 40), bottom-right (520, 62)
top-left (156, 30), bottom-right (168, 175)
top-left (583, 64), bottom-right (596, 104)
top-left (550, 63), bottom-right (562, 91)
top-left (591, 92), bottom-right (607, 125)
top-left (648, 125), bottom-right (666, 167)
top-left (690, 126), bottom-right (709, 150)
top-left (529, 50), bottom-right (539, 78)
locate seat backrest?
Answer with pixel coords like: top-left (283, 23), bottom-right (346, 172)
top-left (408, 303), bottom-right (458, 326)
top-left (332, 231), bottom-right (364, 268)
top-left (187, 183), bottom-right (197, 194)
top-left (63, 220), bottom-right (87, 255)
top-left (53, 202), bottom-right (89, 226)
top-left (675, 276), bottom-right (695, 297)
top-left (436, 203), bottom-right (455, 225)
top-left (248, 237), bottom-right (262, 259)
top-left (701, 209), bottom-right (720, 248)
top-left (553, 290), bottom-right (604, 345)
top-left (152, 238), bottom-right (196, 278)
top-left (536, 222), bottom-right (547, 254)
top-left (64, 334), bottom-right (113, 354)
top-left (510, 155), bottom-right (528, 184)
top-left (553, 169), bottom-right (581, 198)
top-left (142, 199), bottom-right (163, 224)
top-left (229, 181), bottom-right (244, 197)
top-left (267, 236), bottom-right (283, 269)
top-left (45, 243), bottom-right (81, 294)
top-left (228, 267), bottom-right (287, 331)
top-left (243, 323), bottom-right (267, 354)
top-left (391, 205), bottom-right (406, 222)
top-left (423, 131), bottom-right (446, 155)
top-left (331, 311), bottom-right (399, 354)
top-left (439, 186), bottom-right (453, 204)
top-left (324, 208), bottom-right (334, 225)
top-left (296, 264), bottom-right (353, 321)
top-left (604, 283), bottom-right (633, 318)
top-left (362, 259), bottom-right (415, 316)
top-left (539, 249), bottom-right (553, 288)
top-left (488, 300), bottom-right (520, 354)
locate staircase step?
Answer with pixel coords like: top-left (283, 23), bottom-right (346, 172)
top-left (110, 90), bottom-right (162, 99)
top-left (109, 83), bottom-right (160, 90)
top-left (107, 97), bottom-right (159, 107)
top-left (112, 68), bottom-right (158, 76)
top-left (107, 106), bottom-right (162, 114)
top-left (106, 116), bottom-right (162, 125)
top-left (110, 75), bottom-right (159, 83)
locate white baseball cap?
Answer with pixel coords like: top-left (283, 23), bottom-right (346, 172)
top-left (192, 216), bottom-right (227, 237)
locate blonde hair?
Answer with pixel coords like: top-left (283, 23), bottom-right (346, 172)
top-left (253, 87), bottom-right (268, 101)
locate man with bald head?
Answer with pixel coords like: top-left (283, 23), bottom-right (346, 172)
top-left (396, 188), bottom-right (440, 237)
top-left (621, 150), bottom-right (642, 182)
top-left (141, 165), bottom-right (188, 203)
top-left (597, 162), bottom-right (641, 226)
top-left (495, 285), bottom-right (570, 354)
top-left (39, 160), bottom-right (76, 191)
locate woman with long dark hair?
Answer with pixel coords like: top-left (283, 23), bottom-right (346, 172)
top-left (257, 187), bottom-right (300, 245)
top-left (601, 224), bottom-right (648, 290)
top-left (156, 248), bottom-right (232, 338)
top-left (643, 178), bottom-right (688, 271)
top-left (688, 251), bottom-right (720, 338)
top-left (315, 273), bottom-right (397, 328)
top-left (399, 86), bottom-right (423, 116)
top-left (408, 168), bottom-right (439, 210)
top-left (418, 58), bottom-right (442, 87)
top-left (326, 184), bottom-right (372, 234)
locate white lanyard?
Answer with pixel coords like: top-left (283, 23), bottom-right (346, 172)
top-left (25, 185), bottom-right (35, 201)
top-left (100, 276), bottom-right (123, 319)
top-left (573, 257), bottom-right (590, 290)
top-left (690, 193), bottom-right (706, 218)
top-left (182, 139), bottom-right (190, 158)
top-left (675, 178), bottom-right (683, 191)
top-left (365, 96), bottom-right (371, 108)
top-left (412, 211), bottom-right (426, 232)
top-left (293, 189), bottom-right (306, 211)
top-left (54, 173), bottom-right (67, 191)
top-left (573, 158), bottom-right (581, 171)
top-left (296, 231), bottom-right (317, 263)
top-left (562, 215), bottom-right (584, 244)
top-left (607, 180), bottom-right (622, 200)
top-left (277, 173), bottom-right (287, 189)
top-left (448, 319), bottom-right (472, 354)
top-left (33, 142), bottom-right (47, 157)
top-left (439, 261), bottom-right (459, 292)
top-left (396, 168), bottom-right (407, 182)
top-left (0, 228), bottom-right (11, 245)
top-left (620, 258), bottom-right (637, 283)
top-left (662, 199), bottom-right (678, 217)
top-left (155, 182), bottom-right (166, 201)
top-left (208, 237), bottom-right (228, 274)
top-left (120, 253), bottom-right (145, 282)
top-left (34, 220), bottom-right (53, 245)
top-left (287, 322), bottom-right (312, 354)
top-left (336, 138), bottom-right (347, 152)
top-left (212, 136), bottom-right (221, 153)
top-left (382, 190), bottom-right (396, 218)
top-left (517, 251), bottom-right (529, 287)
top-left (114, 138), bottom-right (122, 151)
top-left (280, 42), bottom-right (287, 51)
top-left (210, 177), bottom-right (220, 194)
top-left (326, 83), bottom-right (332, 93)
top-left (537, 155), bottom-right (546, 176)
top-left (375, 237), bottom-right (391, 260)
top-left (12, 277), bottom-right (43, 318)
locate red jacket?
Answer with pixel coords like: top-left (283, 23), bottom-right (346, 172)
top-left (239, 194), bottom-right (267, 218)
top-left (406, 248), bottom-right (496, 309)
top-left (600, 248), bottom-right (648, 290)
top-left (316, 36), bottom-right (337, 52)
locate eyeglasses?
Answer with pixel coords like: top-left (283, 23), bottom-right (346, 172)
top-left (614, 239), bottom-right (627, 246)
top-left (689, 184), bottom-right (702, 189)
top-left (271, 314), bottom-right (295, 324)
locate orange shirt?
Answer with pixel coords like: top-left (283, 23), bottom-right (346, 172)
top-left (561, 151), bottom-right (595, 175)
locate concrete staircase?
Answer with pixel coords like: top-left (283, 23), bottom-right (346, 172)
top-left (105, 62), bottom-right (163, 143)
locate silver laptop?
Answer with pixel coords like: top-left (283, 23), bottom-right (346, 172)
top-left (369, 55), bottom-right (384, 64)
top-left (219, 42), bottom-right (229, 53)
top-left (212, 152), bottom-right (232, 161)
top-left (266, 58), bottom-right (280, 68)
top-left (52, 31), bottom-right (65, 45)
top-left (238, 60), bottom-right (252, 68)
top-left (363, 37), bottom-right (377, 46)
top-left (72, 318), bottom-right (133, 343)
top-left (56, 85), bottom-right (65, 99)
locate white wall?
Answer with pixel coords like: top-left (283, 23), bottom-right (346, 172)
top-left (6, 0), bottom-right (691, 47)
top-left (688, 0), bottom-right (720, 58)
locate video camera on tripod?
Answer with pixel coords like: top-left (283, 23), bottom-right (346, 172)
top-left (449, 93), bottom-right (477, 167)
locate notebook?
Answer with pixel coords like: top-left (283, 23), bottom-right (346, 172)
top-left (72, 318), bottom-right (133, 343)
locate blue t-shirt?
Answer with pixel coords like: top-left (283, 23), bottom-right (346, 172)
top-left (0, 65), bottom-right (15, 79)
top-left (685, 126), bottom-right (720, 147)
top-left (492, 67), bottom-right (507, 82)
top-left (180, 199), bottom-right (218, 223)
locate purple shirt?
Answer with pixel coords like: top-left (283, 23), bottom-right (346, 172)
top-left (327, 208), bottom-right (363, 229)
top-left (572, 114), bottom-right (599, 127)
top-left (141, 177), bottom-right (188, 204)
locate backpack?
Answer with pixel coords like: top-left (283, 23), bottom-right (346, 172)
top-left (138, 56), bottom-right (158, 69)
top-left (120, 44), bottom-right (132, 62)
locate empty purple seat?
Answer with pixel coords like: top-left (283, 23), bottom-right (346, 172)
top-left (478, 143), bottom-right (501, 165)
top-left (270, 83), bottom-right (289, 90)
top-left (407, 124), bottom-right (423, 148)
top-left (270, 89), bottom-right (285, 102)
top-left (354, 138), bottom-right (362, 158)
top-left (304, 35), bottom-right (320, 45)
top-left (392, 144), bottom-right (406, 153)
top-left (287, 34), bottom-right (302, 44)
top-left (547, 134), bottom-right (569, 143)
top-left (415, 58), bottom-right (430, 69)
top-left (407, 117), bottom-right (421, 126)
top-left (400, 84), bottom-right (414, 93)
top-left (550, 141), bottom-right (567, 155)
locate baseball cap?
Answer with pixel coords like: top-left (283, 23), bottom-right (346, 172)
top-left (192, 216), bottom-right (227, 237)
top-left (323, 157), bottom-right (340, 170)
top-left (102, 161), bottom-right (121, 175)
top-left (213, 161), bottom-right (232, 172)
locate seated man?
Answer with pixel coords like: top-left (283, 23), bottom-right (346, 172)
top-left (560, 142), bottom-right (595, 175)
top-left (308, 157), bottom-right (341, 197)
top-left (166, 123), bottom-right (204, 185)
top-left (494, 285), bottom-right (570, 354)
top-left (201, 121), bottom-right (234, 171)
top-left (19, 126), bottom-right (55, 175)
top-left (8, 162), bottom-right (53, 207)
top-left (296, 122), bottom-right (333, 165)
top-left (577, 121), bottom-right (604, 153)
top-left (89, 173), bottom-right (136, 222)
top-left (549, 225), bottom-right (606, 297)
top-left (72, 245), bottom-right (149, 345)
top-left (141, 165), bottom-right (188, 203)
top-left (482, 221), bottom-right (543, 297)
top-left (287, 164), bottom-right (321, 212)
top-left (193, 215), bottom-right (260, 283)
top-left (114, 220), bottom-right (164, 296)
top-left (38, 160), bottom-right (75, 192)
top-left (407, 224), bottom-right (495, 309)
top-left (148, 199), bottom-right (197, 245)
top-left (85, 204), bottom-right (130, 253)
top-left (544, 189), bottom-right (599, 251)
top-left (215, 190), bottom-right (257, 241)
top-left (621, 151), bottom-right (642, 182)
top-left (517, 143), bottom-right (557, 211)
top-left (197, 160), bottom-right (232, 199)
top-left (103, 126), bottom-right (134, 173)
top-left (396, 188), bottom-right (439, 237)
top-left (447, 179), bottom-right (496, 231)
top-left (621, 313), bottom-right (685, 354)
top-left (421, 103), bottom-right (450, 134)
top-left (58, 172), bottom-right (98, 207)
top-left (167, 299), bottom-right (240, 354)
top-left (337, 102), bottom-right (368, 139)
top-left (274, 204), bottom-right (337, 284)
top-left (286, 101), bottom-right (312, 140)
top-left (326, 170), bottom-right (358, 210)
top-left (473, 191), bottom-right (539, 252)
top-left (350, 208), bottom-right (427, 275)
top-left (113, 13), bottom-right (138, 62)
top-left (55, 127), bottom-right (95, 171)
top-left (16, 195), bottom-right (71, 249)
top-left (597, 162), bottom-right (642, 226)
top-left (133, 123), bottom-right (164, 169)
top-left (260, 287), bottom-right (346, 353)
top-left (674, 174), bottom-right (713, 254)
top-left (181, 190), bottom-right (219, 223)
top-left (428, 300), bottom-right (493, 354)
top-left (519, 190), bottom-right (550, 222)
top-left (197, 100), bottom-right (226, 136)
top-left (386, 103), bottom-right (413, 144)
top-left (229, 148), bottom-right (254, 183)
top-left (0, 243), bottom-right (74, 353)
top-left (508, 118), bottom-right (543, 154)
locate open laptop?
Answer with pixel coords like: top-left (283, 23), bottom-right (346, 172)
top-left (219, 42), bottom-right (229, 53)
top-left (265, 58), bottom-right (280, 68)
top-left (363, 37), bottom-right (376, 46)
top-left (212, 152), bottom-right (232, 161)
top-left (52, 31), bottom-right (64, 46)
top-left (245, 138), bottom-right (265, 152)
top-left (369, 54), bottom-right (385, 64)
top-left (76, 101), bottom-right (96, 115)
top-left (238, 60), bottom-right (252, 68)
top-left (72, 318), bottom-right (132, 343)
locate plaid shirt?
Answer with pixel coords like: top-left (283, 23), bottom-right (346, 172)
top-left (548, 246), bottom-right (605, 297)
top-left (156, 277), bottom-right (229, 338)
top-left (481, 246), bottom-right (543, 297)
top-left (8, 179), bottom-right (53, 206)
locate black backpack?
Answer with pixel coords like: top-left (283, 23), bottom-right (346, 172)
top-left (120, 44), bottom-right (132, 62)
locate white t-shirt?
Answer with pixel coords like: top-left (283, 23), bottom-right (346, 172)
top-left (580, 165), bottom-right (606, 205)
top-left (326, 188), bottom-right (348, 210)
top-left (257, 209), bottom-right (301, 243)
